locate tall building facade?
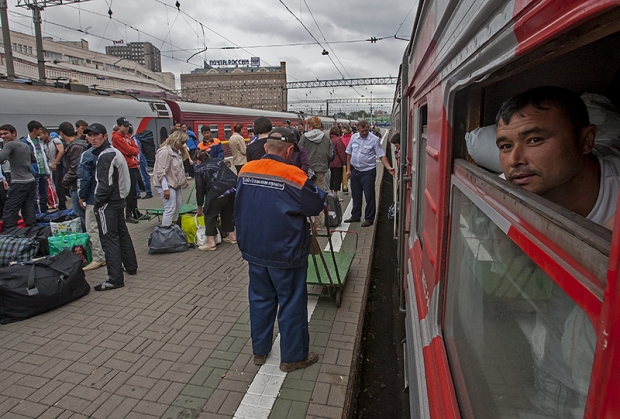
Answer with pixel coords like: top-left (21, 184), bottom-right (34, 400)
top-left (105, 42), bottom-right (162, 73)
top-left (181, 62), bottom-right (287, 111)
top-left (0, 30), bottom-right (175, 92)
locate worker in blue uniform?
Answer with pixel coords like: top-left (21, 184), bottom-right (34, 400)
top-left (235, 127), bottom-right (327, 372)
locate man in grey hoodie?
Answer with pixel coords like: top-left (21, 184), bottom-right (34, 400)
top-left (299, 116), bottom-right (333, 193)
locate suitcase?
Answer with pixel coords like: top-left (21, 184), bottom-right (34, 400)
top-left (0, 235), bottom-right (40, 267)
top-left (1, 226), bottom-right (52, 257)
top-left (0, 250), bottom-right (90, 324)
top-left (325, 193), bottom-right (342, 227)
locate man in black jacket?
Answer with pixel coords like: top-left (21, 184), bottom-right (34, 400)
top-left (60, 122), bottom-right (88, 230)
top-left (85, 123), bottom-right (137, 291)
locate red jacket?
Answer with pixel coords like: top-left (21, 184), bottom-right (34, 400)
top-left (329, 134), bottom-right (347, 168)
top-left (112, 131), bottom-right (140, 169)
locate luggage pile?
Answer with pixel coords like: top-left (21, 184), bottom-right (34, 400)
top-left (0, 211), bottom-right (91, 324)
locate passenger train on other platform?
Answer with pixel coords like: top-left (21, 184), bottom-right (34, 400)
top-left (390, 1), bottom-right (620, 418)
top-left (0, 82), bottom-right (301, 148)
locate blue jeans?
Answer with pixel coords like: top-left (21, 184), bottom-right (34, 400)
top-left (248, 263), bottom-right (309, 363)
top-left (136, 155), bottom-right (152, 197)
top-left (70, 189), bottom-right (86, 231)
top-left (350, 167), bottom-right (376, 222)
top-left (34, 174), bottom-right (48, 214)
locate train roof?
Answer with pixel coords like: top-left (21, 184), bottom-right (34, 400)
top-left (168, 100), bottom-right (300, 120)
top-left (0, 82), bottom-right (168, 120)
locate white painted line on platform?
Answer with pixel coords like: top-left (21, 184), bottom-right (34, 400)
top-left (234, 199), bottom-right (354, 419)
top-left (234, 296), bottom-right (320, 419)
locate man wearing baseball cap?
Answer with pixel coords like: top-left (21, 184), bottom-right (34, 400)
top-left (235, 127), bottom-right (326, 372)
top-left (84, 122), bottom-right (137, 290)
top-left (112, 117), bottom-right (141, 223)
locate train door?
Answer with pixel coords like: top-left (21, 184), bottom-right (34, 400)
top-left (154, 118), bottom-right (170, 148)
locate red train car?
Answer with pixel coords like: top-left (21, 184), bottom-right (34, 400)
top-left (165, 100), bottom-right (301, 141)
top-left (392, 1), bottom-right (620, 418)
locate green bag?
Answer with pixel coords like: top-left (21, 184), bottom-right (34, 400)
top-left (48, 233), bottom-right (92, 266)
top-left (181, 213), bottom-right (204, 245)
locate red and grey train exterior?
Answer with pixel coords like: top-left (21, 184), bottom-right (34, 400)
top-left (0, 82), bottom-right (301, 148)
top-left (392, 1), bottom-right (620, 418)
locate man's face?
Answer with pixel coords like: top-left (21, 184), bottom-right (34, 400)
top-left (31, 127), bottom-right (42, 138)
top-left (181, 124), bottom-right (188, 133)
top-left (358, 126), bottom-right (370, 138)
top-left (298, 124), bottom-right (304, 132)
top-left (202, 130), bottom-right (211, 142)
top-left (0, 129), bottom-right (16, 142)
top-left (89, 132), bottom-right (107, 149)
top-left (40, 131), bottom-right (49, 142)
top-left (76, 125), bottom-right (87, 136)
top-left (119, 124), bottom-right (129, 134)
top-left (496, 105), bottom-right (590, 197)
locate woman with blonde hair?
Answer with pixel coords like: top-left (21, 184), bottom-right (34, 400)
top-left (152, 130), bottom-right (188, 225)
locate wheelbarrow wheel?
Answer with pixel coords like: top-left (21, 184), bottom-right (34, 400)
top-left (335, 289), bottom-right (342, 307)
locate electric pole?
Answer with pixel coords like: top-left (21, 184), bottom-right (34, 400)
top-left (16, 0), bottom-right (92, 82)
top-left (0, 0), bottom-right (15, 79)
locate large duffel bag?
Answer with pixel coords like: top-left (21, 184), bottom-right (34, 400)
top-left (0, 235), bottom-right (39, 267)
top-left (1, 225), bottom-right (52, 256)
top-left (0, 250), bottom-right (90, 324)
top-left (148, 224), bottom-right (189, 254)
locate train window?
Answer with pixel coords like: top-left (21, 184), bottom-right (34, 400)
top-left (160, 127), bottom-right (168, 141)
top-left (224, 124), bottom-right (232, 140)
top-left (210, 124), bottom-right (218, 139)
top-left (444, 185), bottom-right (594, 419)
top-left (415, 105), bottom-right (428, 245)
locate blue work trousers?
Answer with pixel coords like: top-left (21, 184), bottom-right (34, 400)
top-left (350, 167), bottom-right (376, 222)
top-left (248, 263), bottom-right (309, 364)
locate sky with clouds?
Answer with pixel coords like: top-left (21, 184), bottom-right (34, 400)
top-left (5, 0), bottom-right (418, 114)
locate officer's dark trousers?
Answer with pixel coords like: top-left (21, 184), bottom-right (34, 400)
top-left (95, 200), bottom-right (138, 285)
top-left (350, 167), bottom-right (376, 222)
top-left (248, 263), bottom-right (309, 363)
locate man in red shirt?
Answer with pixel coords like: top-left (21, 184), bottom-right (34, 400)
top-left (112, 117), bottom-right (141, 223)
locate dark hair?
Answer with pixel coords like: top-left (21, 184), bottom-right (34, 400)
top-left (27, 120), bottom-right (43, 132)
top-left (329, 126), bottom-right (341, 136)
top-left (195, 149), bottom-right (210, 161)
top-left (234, 122), bottom-right (243, 133)
top-left (496, 86), bottom-right (590, 135)
top-left (254, 116), bottom-right (272, 135)
top-left (170, 126), bottom-right (180, 133)
top-left (75, 120), bottom-right (88, 128)
top-left (0, 124), bottom-right (16, 134)
top-left (390, 132), bottom-right (400, 144)
top-left (40, 127), bottom-right (49, 134)
top-left (200, 125), bottom-right (210, 133)
top-left (58, 122), bottom-right (75, 137)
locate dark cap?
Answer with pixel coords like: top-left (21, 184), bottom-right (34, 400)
top-left (116, 117), bottom-right (130, 127)
top-left (83, 123), bottom-right (107, 135)
top-left (285, 120), bottom-right (291, 124)
top-left (267, 127), bottom-right (299, 152)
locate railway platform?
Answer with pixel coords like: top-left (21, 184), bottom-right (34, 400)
top-left (0, 166), bottom-right (387, 419)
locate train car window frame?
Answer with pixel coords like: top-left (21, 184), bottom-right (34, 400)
top-left (414, 104), bottom-right (428, 247)
top-left (210, 124), bottom-right (218, 139)
top-left (444, 159), bottom-right (611, 418)
top-left (224, 124), bottom-right (232, 140)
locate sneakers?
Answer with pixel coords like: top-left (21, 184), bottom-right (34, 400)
top-left (94, 281), bottom-right (124, 291)
top-left (143, 194), bottom-right (153, 199)
top-left (126, 216), bottom-right (139, 224)
top-left (253, 355), bottom-right (267, 366)
top-left (361, 221), bottom-right (374, 227)
top-left (83, 260), bottom-right (106, 271)
top-left (280, 352), bottom-right (319, 372)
